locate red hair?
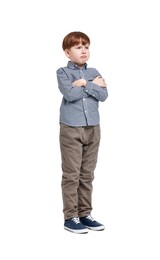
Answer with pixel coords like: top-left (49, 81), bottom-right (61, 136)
top-left (62, 31), bottom-right (90, 50)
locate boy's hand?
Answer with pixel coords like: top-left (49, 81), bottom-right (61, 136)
top-left (92, 76), bottom-right (107, 87)
top-left (72, 78), bottom-right (87, 87)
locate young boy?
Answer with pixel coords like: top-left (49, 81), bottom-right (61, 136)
top-left (56, 31), bottom-right (108, 234)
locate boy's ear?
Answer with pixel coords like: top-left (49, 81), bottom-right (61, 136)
top-left (64, 49), bottom-right (70, 58)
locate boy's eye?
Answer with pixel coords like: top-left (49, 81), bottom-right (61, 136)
top-left (76, 46), bottom-right (89, 49)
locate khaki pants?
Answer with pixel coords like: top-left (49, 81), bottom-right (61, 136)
top-left (59, 123), bottom-right (100, 220)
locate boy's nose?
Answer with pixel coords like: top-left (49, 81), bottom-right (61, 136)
top-left (82, 47), bottom-right (86, 53)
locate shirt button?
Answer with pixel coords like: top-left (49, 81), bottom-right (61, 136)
top-left (85, 110), bottom-right (87, 113)
top-left (83, 98), bottom-right (85, 101)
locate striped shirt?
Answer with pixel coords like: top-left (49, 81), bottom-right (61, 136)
top-left (56, 61), bottom-right (108, 127)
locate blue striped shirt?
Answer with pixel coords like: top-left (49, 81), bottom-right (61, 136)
top-left (56, 61), bottom-right (108, 126)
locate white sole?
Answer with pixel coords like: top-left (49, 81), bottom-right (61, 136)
top-left (64, 227), bottom-right (89, 234)
top-left (86, 225), bottom-right (105, 231)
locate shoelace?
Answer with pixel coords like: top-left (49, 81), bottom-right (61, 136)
top-left (86, 215), bottom-right (95, 222)
top-left (72, 217), bottom-right (81, 224)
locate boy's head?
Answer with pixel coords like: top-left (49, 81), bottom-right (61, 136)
top-left (62, 31), bottom-right (90, 50)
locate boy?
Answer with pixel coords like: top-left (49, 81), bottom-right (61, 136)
top-left (56, 31), bottom-right (108, 234)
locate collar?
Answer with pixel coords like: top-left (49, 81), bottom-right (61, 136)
top-left (67, 61), bottom-right (87, 70)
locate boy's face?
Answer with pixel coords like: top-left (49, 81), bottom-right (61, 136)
top-left (64, 42), bottom-right (90, 67)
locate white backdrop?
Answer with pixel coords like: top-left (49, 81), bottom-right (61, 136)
top-left (0, 0), bottom-right (160, 259)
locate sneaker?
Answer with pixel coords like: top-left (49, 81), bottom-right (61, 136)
top-left (64, 217), bottom-right (88, 234)
top-left (80, 215), bottom-right (105, 231)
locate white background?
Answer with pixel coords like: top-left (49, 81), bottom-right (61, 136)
top-left (0, 0), bottom-right (160, 259)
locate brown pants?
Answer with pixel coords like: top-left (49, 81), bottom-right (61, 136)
top-left (59, 123), bottom-right (100, 220)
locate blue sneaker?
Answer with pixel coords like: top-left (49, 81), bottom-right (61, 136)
top-left (80, 215), bottom-right (105, 231)
top-left (64, 217), bottom-right (88, 234)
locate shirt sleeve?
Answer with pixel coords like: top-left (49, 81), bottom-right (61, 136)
top-left (56, 68), bottom-right (86, 102)
top-left (84, 68), bottom-right (108, 102)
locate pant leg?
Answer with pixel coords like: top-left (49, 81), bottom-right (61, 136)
top-left (78, 125), bottom-right (101, 217)
top-left (59, 124), bottom-right (83, 220)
